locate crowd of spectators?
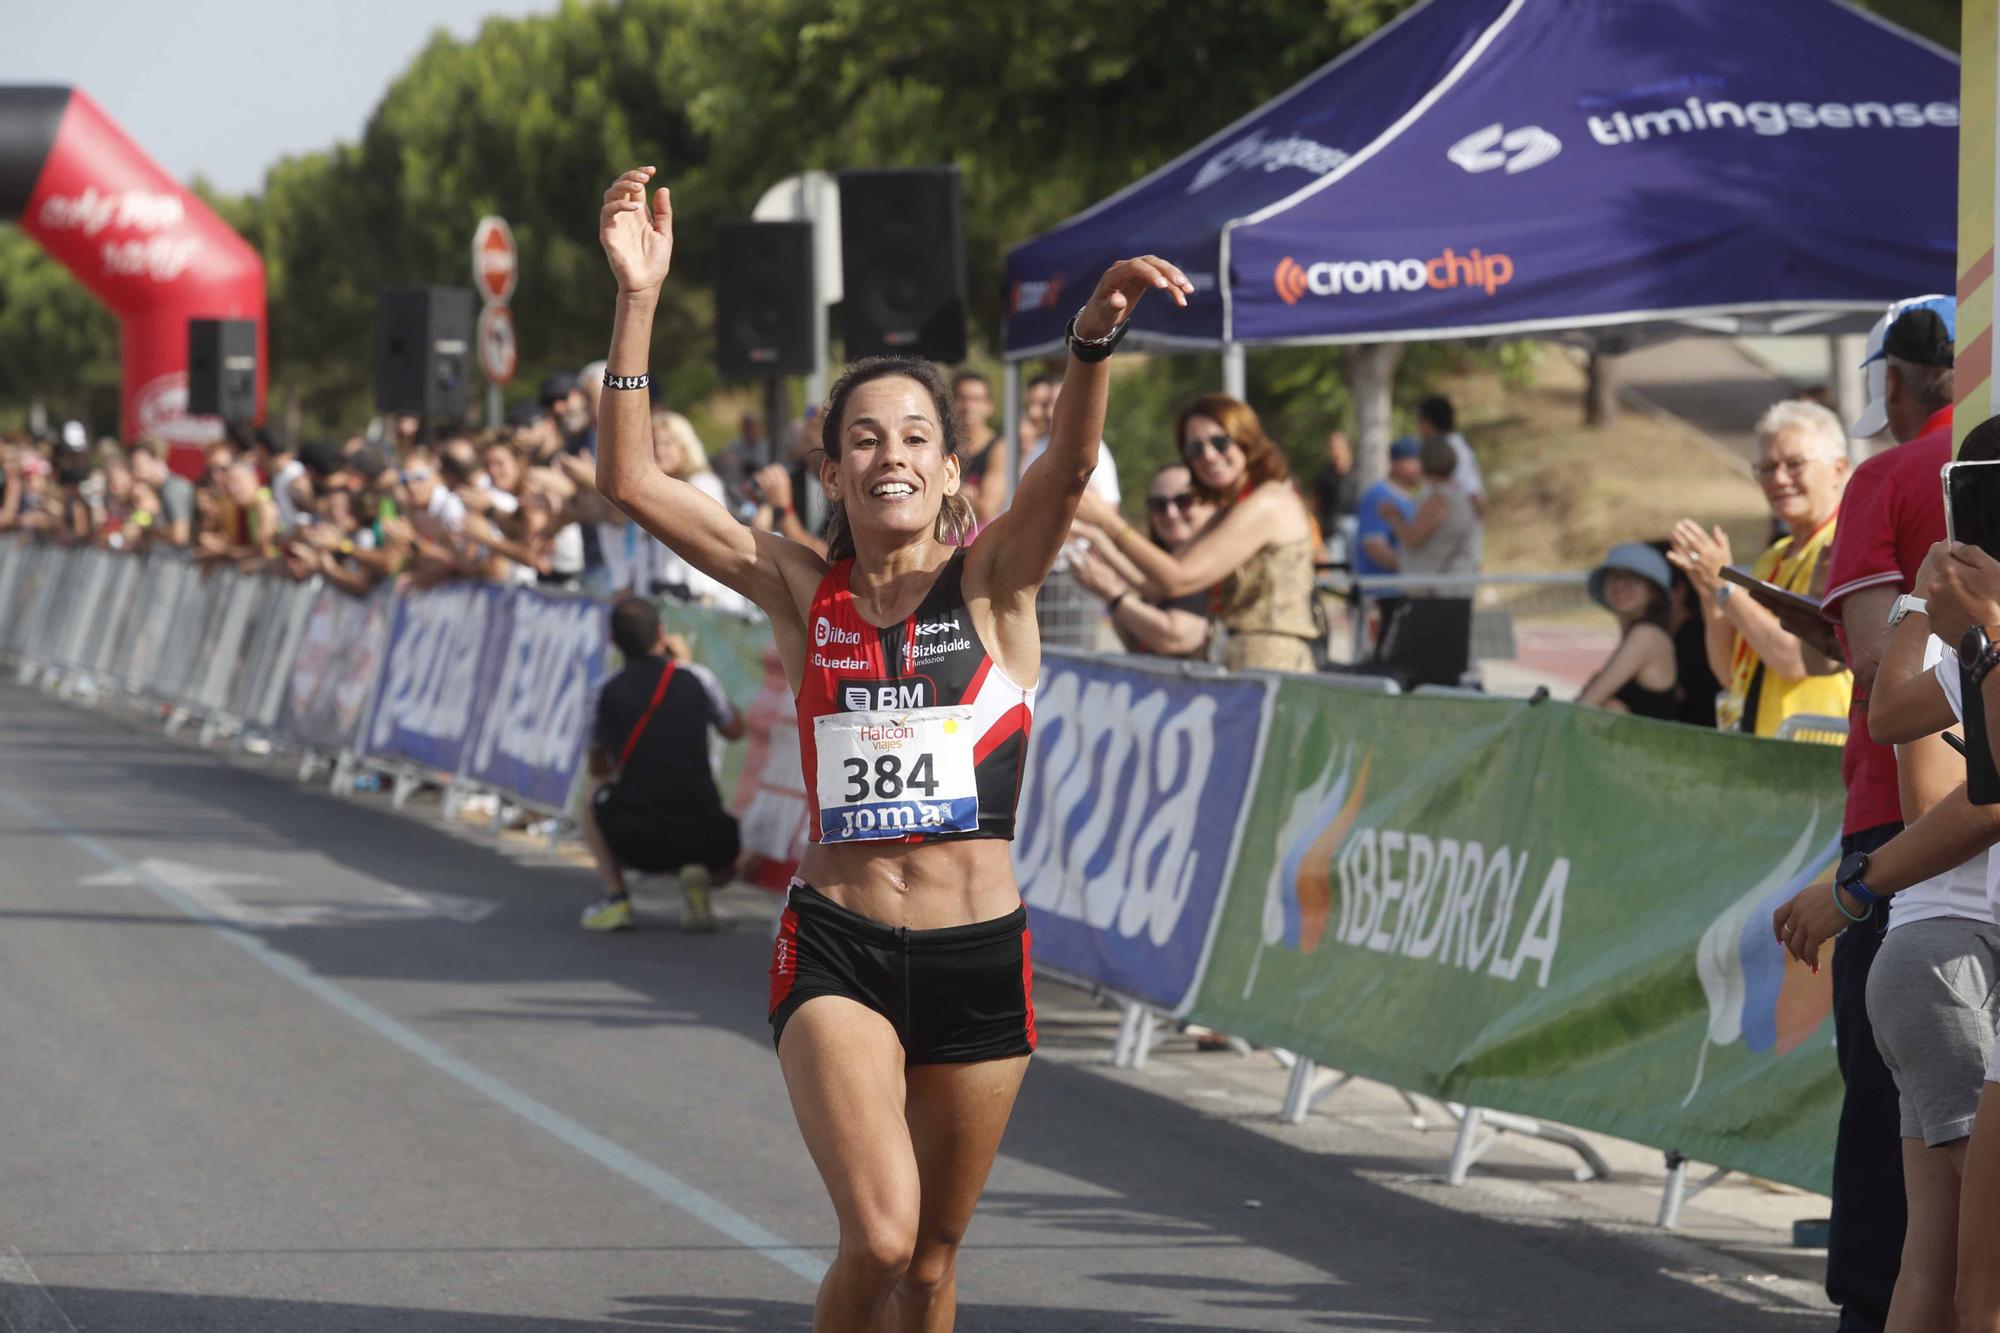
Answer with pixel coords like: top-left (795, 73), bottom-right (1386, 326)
top-left (3, 358), bottom-right (1506, 683)
top-left (0, 366), bottom-right (842, 618)
top-left (1561, 293), bottom-right (2000, 1333)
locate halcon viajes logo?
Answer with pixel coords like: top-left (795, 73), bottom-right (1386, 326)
top-left (1273, 248), bottom-right (1515, 305)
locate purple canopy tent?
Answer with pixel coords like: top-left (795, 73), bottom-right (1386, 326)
top-left (999, 0), bottom-right (1957, 444)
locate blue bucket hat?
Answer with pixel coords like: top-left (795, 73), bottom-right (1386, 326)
top-left (1588, 542), bottom-right (1673, 609)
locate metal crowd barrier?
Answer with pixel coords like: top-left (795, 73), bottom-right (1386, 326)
top-left (0, 541), bottom-right (557, 843)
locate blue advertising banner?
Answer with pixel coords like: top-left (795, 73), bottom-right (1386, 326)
top-left (280, 587), bottom-right (394, 754)
top-left (364, 583), bottom-right (501, 773)
top-left (463, 589), bottom-right (607, 811)
top-left (1012, 653), bottom-right (1270, 1013)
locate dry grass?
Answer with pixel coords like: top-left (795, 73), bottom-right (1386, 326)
top-left (1448, 348), bottom-right (1773, 574)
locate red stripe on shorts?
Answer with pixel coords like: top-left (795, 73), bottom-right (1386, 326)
top-left (1021, 925), bottom-right (1037, 1051)
top-left (769, 906), bottom-right (800, 1014)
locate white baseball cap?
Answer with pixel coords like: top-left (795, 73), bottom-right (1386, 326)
top-left (60, 420), bottom-right (87, 450)
top-left (1850, 293), bottom-right (1952, 439)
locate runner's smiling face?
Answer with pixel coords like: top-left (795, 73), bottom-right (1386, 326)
top-left (825, 374), bottom-right (960, 550)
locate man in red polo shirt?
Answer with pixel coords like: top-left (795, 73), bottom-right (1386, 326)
top-left (1798, 295), bottom-right (1955, 1333)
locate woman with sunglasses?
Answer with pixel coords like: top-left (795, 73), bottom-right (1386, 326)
top-left (592, 166), bottom-right (1193, 1331)
top-left (1075, 393), bottom-right (1319, 672)
top-left (1071, 462), bottom-right (1218, 658)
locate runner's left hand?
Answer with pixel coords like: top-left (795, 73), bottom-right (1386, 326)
top-left (1076, 256), bottom-right (1194, 342)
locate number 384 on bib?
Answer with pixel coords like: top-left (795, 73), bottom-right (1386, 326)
top-left (813, 706), bottom-right (979, 843)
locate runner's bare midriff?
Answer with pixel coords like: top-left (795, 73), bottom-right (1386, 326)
top-left (797, 837), bottom-right (1022, 930)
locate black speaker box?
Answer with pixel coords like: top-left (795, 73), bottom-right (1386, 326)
top-left (187, 318), bottom-right (257, 421)
top-left (375, 287), bottom-right (474, 419)
top-left (715, 220), bottom-right (816, 380)
top-left (838, 167), bottom-right (966, 363)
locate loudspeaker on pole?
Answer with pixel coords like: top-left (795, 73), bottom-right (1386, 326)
top-left (186, 318), bottom-right (258, 422)
top-left (375, 287), bottom-right (475, 420)
top-left (714, 220), bottom-right (817, 380)
top-left (837, 167), bottom-right (966, 363)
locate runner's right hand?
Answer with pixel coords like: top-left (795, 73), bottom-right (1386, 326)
top-left (599, 166), bottom-right (674, 295)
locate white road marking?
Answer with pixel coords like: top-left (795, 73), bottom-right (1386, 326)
top-left (10, 791), bottom-right (827, 1286)
top-left (79, 857), bottom-right (497, 928)
top-left (0, 1247), bottom-right (79, 1333)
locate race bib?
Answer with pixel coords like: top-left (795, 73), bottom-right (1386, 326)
top-left (814, 705), bottom-right (978, 842)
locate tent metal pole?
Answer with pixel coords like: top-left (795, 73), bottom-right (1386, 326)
top-left (1001, 360), bottom-right (1021, 505)
top-left (1830, 333), bottom-right (1866, 459)
top-left (1222, 342), bottom-right (1247, 400)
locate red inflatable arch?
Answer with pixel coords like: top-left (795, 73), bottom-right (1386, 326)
top-left (1, 86), bottom-right (266, 471)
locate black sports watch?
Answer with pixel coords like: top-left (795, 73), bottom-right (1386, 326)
top-left (1834, 851), bottom-right (1880, 910)
top-left (1066, 309), bottom-right (1132, 363)
top-left (1960, 626), bottom-right (2000, 686)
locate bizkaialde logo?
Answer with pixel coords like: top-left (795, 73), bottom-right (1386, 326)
top-left (1188, 129), bottom-right (1346, 194)
top-left (911, 636), bottom-right (973, 662)
top-left (815, 617), bottom-right (862, 649)
top-left (1448, 122), bottom-right (1561, 175)
top-left (1273, 247), bottom-right (1513, 306)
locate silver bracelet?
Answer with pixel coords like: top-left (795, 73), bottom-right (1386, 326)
top-left (603, 372), bottom-right (650, 391)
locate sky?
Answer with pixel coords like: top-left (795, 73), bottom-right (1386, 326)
top-left (0, 0), bottom-right (555, 196)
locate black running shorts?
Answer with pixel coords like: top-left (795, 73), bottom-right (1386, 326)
top-left (767, 881), bottom-right (1036, 1065)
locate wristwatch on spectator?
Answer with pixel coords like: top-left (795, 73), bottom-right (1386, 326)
top-left (1833, 852), bottom-right (1881, 911)
top-left (1959, 625), bottom-right (2000, 686)
top-left (1712, 583), bottom-right (1733, 609)
top-left (1887, 594), bottom-right (1927, 627)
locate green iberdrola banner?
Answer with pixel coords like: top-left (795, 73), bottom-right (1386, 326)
top-left (1188, 682), bottom-right (1848, 1194)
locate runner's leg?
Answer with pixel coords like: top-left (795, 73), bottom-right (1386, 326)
top-left (892, 1055), bottom-right (1031, 1333)
top-left (779, 995), bottom-right (920, 1332)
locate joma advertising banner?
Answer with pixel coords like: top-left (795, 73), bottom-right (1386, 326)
top-left (364, 583), bottom-right (502, 773)
top-left (463, 589), bottom-right (605, 811)
top-left (280, 587), bottom-right (394, 753)
top-left (1187, 681), bottom-right (1848, 1194)
top-left (1013, 652), bottom-right (1270, 1012)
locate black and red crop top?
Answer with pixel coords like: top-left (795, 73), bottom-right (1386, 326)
top-left (795, 550), bottom-right (1035, 844)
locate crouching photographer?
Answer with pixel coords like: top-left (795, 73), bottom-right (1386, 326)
top-left (580, 597), bottom-right (744, 934)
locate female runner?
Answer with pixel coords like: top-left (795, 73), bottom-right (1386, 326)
top-left (593, 165), bottom-right (1190, 1331)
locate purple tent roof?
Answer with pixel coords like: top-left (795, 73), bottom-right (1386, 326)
top-left (1003, 0), bottom-right (1958, 356)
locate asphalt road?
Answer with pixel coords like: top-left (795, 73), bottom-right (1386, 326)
top-left (0, 681), bottom-right (1826, 1331)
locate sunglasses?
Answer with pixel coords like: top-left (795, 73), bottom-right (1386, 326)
top-left (1146, 492), bottom-right (1198, 516)
top-left (1182, 432), bottom-right (1235, 460)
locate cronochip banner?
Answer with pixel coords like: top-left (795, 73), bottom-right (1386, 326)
top-left (1014, 653), bottom-right (1269, 1012)
top-left (1187, 681), bottom-right (1847, 1194)
top-left (464, 589), bottom-right (605, 811)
